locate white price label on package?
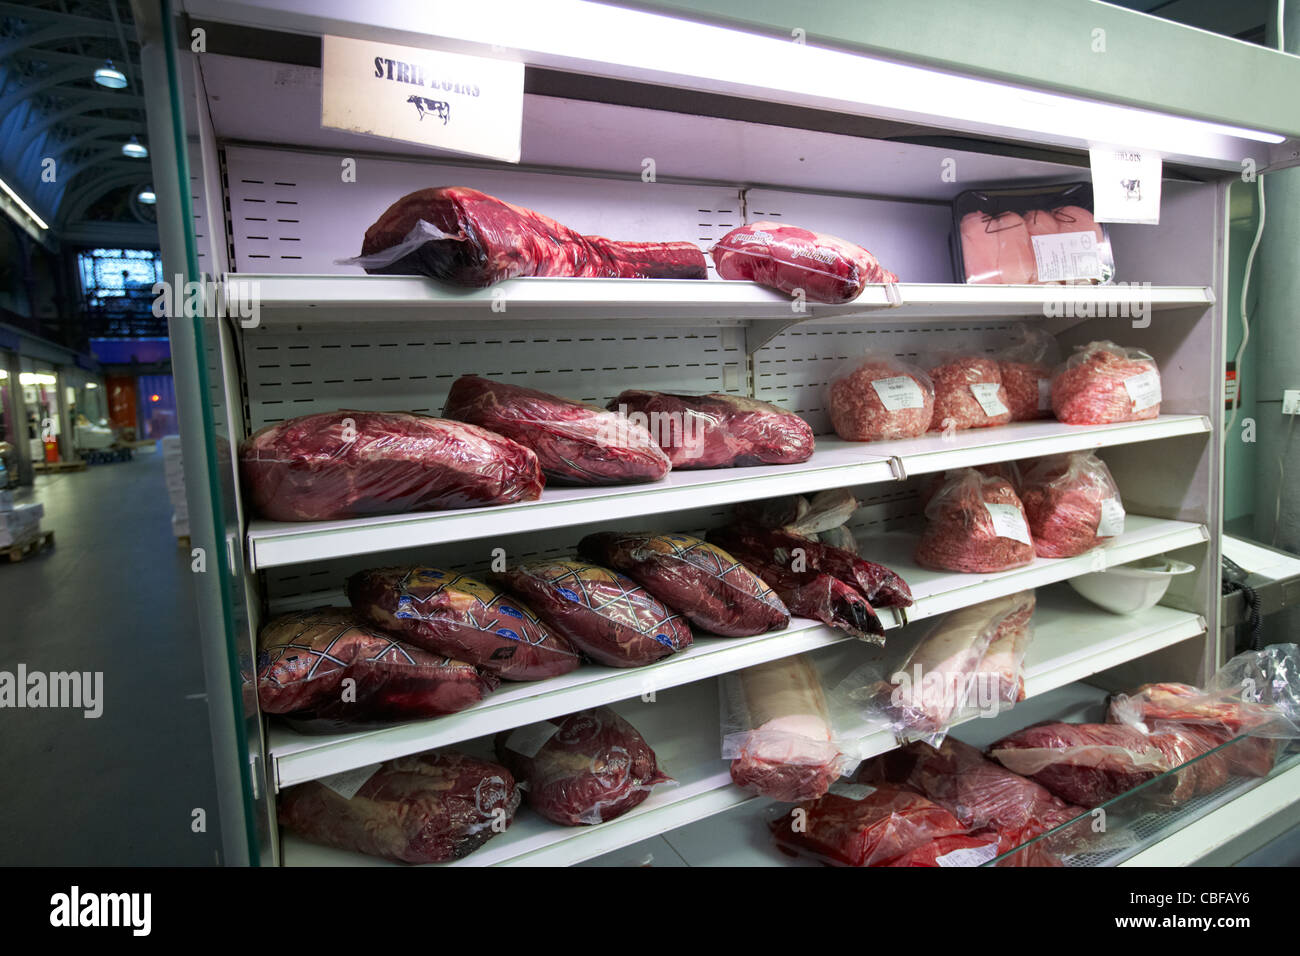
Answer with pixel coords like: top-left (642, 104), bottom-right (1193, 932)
top-left (871, 375), bottom-right (925, 411)
top-left (1097, 497), bottom-right (1126, 537)
top-left (984, 502), bottom-right (1032, 544)
top-left (503, 720), bottom-right (560, 758)
top-left (828, 782), bottom-right (877, 801)
top-left (1090, 148), bottom-right (1163, 224)
top-left (935, 843), bottom-right (1000, 867)
top-left (970, 382), bottom-right (1009, 417)
top-left (1123, 370), bottom-right (1162, 411)
top-left (1031, 231), bottom-right (1103, 282)
top-left (319, 763), bottom-right (382, 800)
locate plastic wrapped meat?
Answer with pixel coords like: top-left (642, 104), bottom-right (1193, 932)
top-left (239, 410), bottom-right (544, 522)
top-left (926, 355), bottom-right (1013, 431)
top-left (347, 566), bottom-right (580, 681)
top-left (495, 707), bottom-right (671, 826)
top-left (1051, 341), bottom-right (1162, 424)
top-left (771, 783), bottom-right (973, 866)
top-left (608, 390), bottom-right (814, 469)
top-left (997, 325), bottom-right (1061, 421)
top-left (711, 221), bottom-right (898, 303)
top-left (492, 559), bottom-right (692, 667)
top-left (255, 608), bottom-right (497, 722)
top-left (1019, 452), bottom-right (1124, 558)
top-left (979, 590), bottom-right (1037, 706)
top-left (826, 355), bottom-right (935, 442)
top-left (352, 186), bottom-right (707, 284)
top-left (914, 469), bottom-right (1035, 573)
top-left (443, 375), bottom-right (671, 485)
top-left (958, 211), bottom-right (1036, 284)
top-left (578, 531), bottom-right (789, 637)
top-left (724, 655), bottom-right (854, 802)
top-left (887, 832), bottom-right (1004, 867)
top-left (278, 751), bottom-right (519, 863)
top-left (918, 461), bottom-right (1022, 511)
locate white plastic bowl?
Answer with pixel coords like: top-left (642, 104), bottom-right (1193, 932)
top-left (1068, 556), bottom-right (1196, 615)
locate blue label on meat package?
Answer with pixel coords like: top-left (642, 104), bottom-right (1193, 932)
top-left (555, 587), bottom-right (580, 602)
top-left (496, 628), bottom-right (521, 641)
top-left (653, 633), bottom-right (673, 648)
top-left (497, 605), bottom-right (522, 618)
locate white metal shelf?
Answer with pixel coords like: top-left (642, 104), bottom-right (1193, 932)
top-left (246, 417), bottom-right (1208, 570)
top-left (281, 594), bottom-right (1203, 867)
top-left (267, 515), bottom-right (1205, 793)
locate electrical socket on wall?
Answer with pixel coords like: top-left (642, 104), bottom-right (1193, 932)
top-left (1284, 389), bottom-right (1300, 415)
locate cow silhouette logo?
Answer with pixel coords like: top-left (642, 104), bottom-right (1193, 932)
top-left (407, 95), bottom-right (451, 125)
top-left (1120, 178), bottom-right (1141, 201)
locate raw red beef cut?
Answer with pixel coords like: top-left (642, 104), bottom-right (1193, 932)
top-left (443, 375), bottom-right (671, 485)
top-left (347, 566), bottom-right (580, 681)
top-left (914, 470), bottom-right (1035, 573)
top-left (711, 221), bottom-right (898, 304)
top-left (926, 355), bottom-right (1013, 431)
top-left (578, 531), bottom-right (789, 636)
top-left (826, 355), bottom-right (934, 442)
top-left (771, 784), bottom-right (972, 867)
top-left (1019, 452), bottom-right (1123, 558)
top-left (354, 186), bottom-right (707, 285)
top-left (256, 608), bottom-right (496, 722)
top-left (1051, 341), bottom-right (1161, 424)
top-left (495, 707), bottom-right (670, 825)
top-left (278, 750), bottom-right (519, 863)
top-left (607, 390), bottom-right (814, 469)
top-left (492, 559), bottom-right (692, 667)
top-left (239, 410), bottom-right (544, 522)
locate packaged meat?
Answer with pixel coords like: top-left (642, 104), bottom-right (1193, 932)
top-left (914, 469), bottom-right (1035, 573)
top-left (347, 566), bottom-right (580, 681)
top-left (278, 751), bottom-right (519, 863)
top-left (1019, 452), bottom-right (1124, 558)
top-left (826, 354), bottom-right (935, 442)
top-left (733, 488), bottom-right (858, 537)
top-left (925, 355), bottom-right (1013, 431)
top-left (953, 182), bottom-right (1115, 285)
top-left (443, 375), bottom-right (671, 485)
top-left (349, 186), bottom-right (707, 284)
top-left (770, 783), bottom-right (972, 866)
top-left (578, 531), bottom-right (789, 637)
top-left (996, 325), bottom-right (1061, 421)
top-left (918, 461), bottom-right (1022, 511)
top-left (980, 590), bottom-right (1037, 706)
top-left (495, 707), bottom-right (671, 826)
top-left (492, 559), bottom-right (692, 667)
top-left (1050, 341), bottom-right (1162, 424)
top-left (887, 832), bottom-right (1004, 867)
top-left (710, 221), bottom-right (897, 304)
top-left (255, 608), bottom-right (497, 722)
top-left (608, 390), bottom-right (814, 469)
top-left (723, 655), bottom-right (857, 801)
top-left (239, 410), bottom-right (544, 522)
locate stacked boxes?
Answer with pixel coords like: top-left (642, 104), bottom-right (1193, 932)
top-left (162, 435), bottom-right (189, 538)
top-left (0, 496), bottom-right (43, 548)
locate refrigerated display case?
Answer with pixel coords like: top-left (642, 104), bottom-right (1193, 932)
top-left (138, 0), bottom-right (1300, 866)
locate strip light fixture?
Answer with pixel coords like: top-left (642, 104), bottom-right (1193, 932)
top-left (0, 175), bottom-right (49, 231)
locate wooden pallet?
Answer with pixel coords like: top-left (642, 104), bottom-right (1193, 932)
top-left (2, 530), bottom-right (54, 563)
top-left (33, 460), bottom-right (87, 474)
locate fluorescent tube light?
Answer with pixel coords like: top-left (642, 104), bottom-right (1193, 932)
top-left (0, 176), bottom-right (49, 231)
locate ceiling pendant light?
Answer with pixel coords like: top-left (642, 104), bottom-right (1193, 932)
top-left (94, 59), bottom-right (128, 89)
top-left (137, 187), bottom-right (156, 204)
top-left (121, 135), bottom-right (148, 159)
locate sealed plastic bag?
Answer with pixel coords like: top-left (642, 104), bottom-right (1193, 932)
top-left (1050, 341), bottom-right (1162, 424)
top-left (239, 410), bottom-right (544, 522)
top-left (710, 222), bottom-right (898, 304)
top-left (733, 488), bottom-right (860, 538)
top-left (607, 390), bottom-right (814, 469)
top-left (492, 559), bottom-right (693, 668)
top-left (577, 531), bottom-right (790, 637)
top-left (494, 707), bottom-right (672, 826)
top-left (980, 590), bottom-right (1037, 705)
top-left (914, 469), bottom-right (1035, 573)
top-left (443, 375), bottom-right (670, 485)
top-left (256, 608), bottom-right (497, 722)
top-left (770, 782), bottom-right (976, 866)
top-left (1019, 452), bottom-right (1124, 558)
top-left (826, 354), bottom-right (935, 442)
top-left (997, 325), bottom-right (1061, 421)
top-left (278, 750), bottom-right (519, 863)
top-left (347, 186), bottom-right (707, 284)
top-left (925, 355), bottom-right (1013, 431)
top-left (723, 655), bottom-right (861, 802)
top-left (918, 461), bottom-right (1022, 511)
top-left (347, 566), bottom-right (580, 681)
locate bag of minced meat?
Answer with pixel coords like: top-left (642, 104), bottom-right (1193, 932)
top-left (1018, 452), bottom-right (1124, 559)
top-left (914, 469), bottom-right (1035, 573)
top-left (923, 353), bottom-right (1013, 432)
top-left (1050, 342), bottom-right (1161, 424)
top-left (826, 354), bottom-right (934, 442)
top-left (997, 326), bottom-right (1061, 421)
top-left (918, 461), bottom-right (1022, 511)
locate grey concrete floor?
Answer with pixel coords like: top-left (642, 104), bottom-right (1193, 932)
top-left (0, 447), bottom-right (222, 864)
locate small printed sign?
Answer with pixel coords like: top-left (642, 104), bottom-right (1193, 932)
top-left (871, 375), bottom-right (926, 411)
top-left (321, 35), bottom-right (523, 163)
top-left (1090, 147), bottom-right (1162, 224)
